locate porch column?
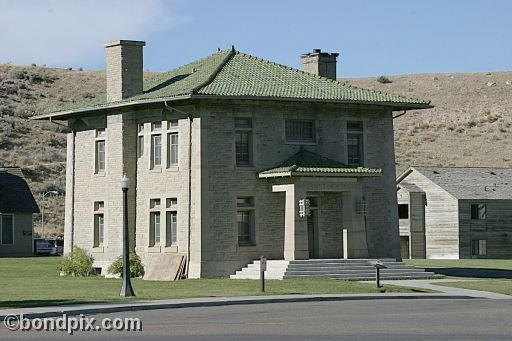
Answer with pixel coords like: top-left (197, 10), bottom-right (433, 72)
top-left (272, 184), bottom-right (308, 260)
top-left (341, 185), bottom-right (369, 258)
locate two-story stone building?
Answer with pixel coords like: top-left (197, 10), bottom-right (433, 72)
top-left (33, 41), bottom-right (431, 278)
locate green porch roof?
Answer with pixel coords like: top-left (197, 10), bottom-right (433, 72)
top-left (34, 48), bottom-right (432, 120)
top-left (258, 150), bottom-right (382, 178)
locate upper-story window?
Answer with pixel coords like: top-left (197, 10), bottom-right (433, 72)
top-left (285, 119), bottom-right (315, 143)
top-left (151, 123), bottom-right (162, 169)
top-left (137, 124), bottom-right (144, 158)
top-left (347, 121), bottom-right (364, 166)
top-left (235, 118), bottom-right (252, 166)
top-left (471, 203), bottom-right (486, 220)
top-left (95, 129), bottom-right (106, 173)
top-left (398, 204), bottom-right (409, 219)
top-left (167, 121), bottom-right (179, 167)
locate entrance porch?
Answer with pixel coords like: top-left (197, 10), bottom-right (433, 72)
top-left (258, 150), bottom-right (383, 261)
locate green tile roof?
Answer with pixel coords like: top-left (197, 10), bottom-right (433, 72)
top-left (259, 150), bottom-right (382, 178)
top-left (35, 48), bottom-right (431, 120)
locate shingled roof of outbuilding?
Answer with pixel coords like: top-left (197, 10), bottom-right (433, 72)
top-left (33, 48), bottom-right (432, 121)
top-left (398, 166), bottom-right (512, 200)
top-left (0, 167), bottom-right (40, 213)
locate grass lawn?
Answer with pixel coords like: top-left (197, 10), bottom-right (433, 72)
top-left (0, 257), bottom-right (429, 308)
top-left (437, 280), bottom-right (512, 296)
top-left (404, 259), bottom-right (512, 271)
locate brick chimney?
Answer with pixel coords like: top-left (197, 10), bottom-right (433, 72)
top-left (104, 40), bottom-right (146, 102)
top-left (300, 49), bottom-right (339, 80)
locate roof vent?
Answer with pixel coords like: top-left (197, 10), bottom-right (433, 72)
top-left (490, 171), bottom-right (497, 175)
top-left (433, 171), bottom-right (440, 175)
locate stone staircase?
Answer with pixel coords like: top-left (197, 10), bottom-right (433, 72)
top-left (230, 259), bottom-right (436, 280)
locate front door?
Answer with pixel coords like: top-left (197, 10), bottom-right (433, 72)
top-left (307, 210), bottom-right (318, 258)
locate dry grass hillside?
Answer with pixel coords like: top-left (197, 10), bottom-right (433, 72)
top-left (344, 72), bottom-right (512, 174)
top-left (1, 63), bottom-right (511, 236)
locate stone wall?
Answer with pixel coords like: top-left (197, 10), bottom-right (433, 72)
top-left (66, 99), bottom-right (400, 277)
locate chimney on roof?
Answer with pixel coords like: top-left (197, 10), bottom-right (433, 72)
top-left (104, 40), bottom-right (146, 102)
top-left (300, 49), bottom-right (339, 80)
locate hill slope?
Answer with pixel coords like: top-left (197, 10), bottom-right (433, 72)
top-left (345, 71), bottom-right (512, 174)
top-left (1, 63), bottom-right (511, 236)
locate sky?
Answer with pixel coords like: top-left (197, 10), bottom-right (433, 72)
top-left (0, 0), bottom-right (511, 77)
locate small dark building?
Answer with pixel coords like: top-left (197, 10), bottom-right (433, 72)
top-left (0, 167), bottom-right (40, 256)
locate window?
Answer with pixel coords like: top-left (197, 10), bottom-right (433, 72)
top-left (168, 120), bottom-right (178, 128)
top-left (166, 198), bottom-right (178, 208)
top-left (237, 197), bottom-right (255, 246)
top-left (471, 203), bottom-right (486, 220)
top-left (150, 212), bottom-right (161, 246)
top-left (168, 133), bottom-right (179, 166)
top-left (166, 198), bottom-right (178, 247)
top-left (285, 119), bottom-right (315, 143)
top-left (1, 215), bottom-right (14, 245)
top-left (398, 204), bottom-right (409, 219)
top-left (94, 214), bottom-right (104, 247)
top-left (138, 136), bottom-right (144, 158)
top-left (166, 212), bottom-right (177, 246)
top-left (95, 129), bottom-right (106, 173)
top-left (152, 122), bottom-right (162, 131)
top-left (235, 118), bottom-right (252, 166)
top-left (151, 134), bottom-right (162, 168)
top-left (472, 239), bottom-right (487, 256)
top-left (138, 124), bottom-right (144, 158)
top-left (150, 198), bottom-right (161, 209)
top-left (93, 201), bottom-right (104, 247)
top-left (347, 121), bottom-right (364, 166)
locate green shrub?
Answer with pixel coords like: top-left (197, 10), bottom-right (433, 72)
top-left (57, 246), bottom-right (95, 276)
top-left (377, 75), bottom-right (392, 84)
top-left (108, 252), bottom-right (145, 278)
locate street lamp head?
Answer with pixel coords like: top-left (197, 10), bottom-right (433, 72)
top-left (49, 190), bottom-right (58, 195)
top-left (119, 175), bottom-right (129, 190)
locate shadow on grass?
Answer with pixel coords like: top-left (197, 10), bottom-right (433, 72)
top-left (425, 267), bottom-right (512, 279)
top-left (0, 300), bottom-right (113, 309)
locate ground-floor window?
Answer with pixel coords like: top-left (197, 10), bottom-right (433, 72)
top-left (93, 214), bottom-right (104, 247)
top-left (166, 211), bottom-right (177, 246)
top-left (1, 215), bottom-right (14, 245)
top-left (237, 197), bottom-right (255, 246)
top-left (472, 239), bottom-right (487, 256)
top-left (150, 212), bottom-right (161, 246)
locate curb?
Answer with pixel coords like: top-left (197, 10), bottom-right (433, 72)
top-left (0, 294), bottom-right (477, 319)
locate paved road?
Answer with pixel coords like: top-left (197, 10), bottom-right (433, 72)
top-left (2, 298), bottom-right (512, 340)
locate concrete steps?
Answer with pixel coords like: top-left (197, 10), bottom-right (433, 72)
top-left (230, 259), bottom-right (436, 280)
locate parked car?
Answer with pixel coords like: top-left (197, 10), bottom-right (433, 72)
top-left (34, 238), bottom-right (63, 255)
top-left (34, 238), bottom-right (55, 255)
top-left (53, 239), bottom-right (64, 255)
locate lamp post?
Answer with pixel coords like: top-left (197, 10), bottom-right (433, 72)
top-left (119, 175), bottom-right (135, 297)
top-left (41, 190), bottom-right (58, 239)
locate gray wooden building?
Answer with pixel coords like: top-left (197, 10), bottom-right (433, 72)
top-left (0, 167), bottom-right (39, 256)
top-left (397, 166), bottom-right (512, 259)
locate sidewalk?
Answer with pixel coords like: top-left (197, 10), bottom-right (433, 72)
top-left (1, 278), bottom-right (509, 319)
top-left (381, 278), bottom-right (512, 300)
top-left (0, 291), bottom-right (481, 320)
